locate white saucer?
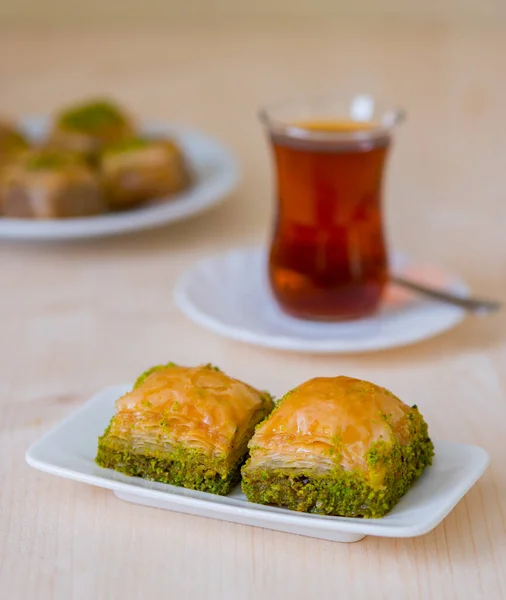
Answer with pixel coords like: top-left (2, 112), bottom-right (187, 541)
top-left (25, 384), bottom-right (490, 543)
top-left (174, 247), bottom-right (469, 353)
top-left (0, 117), bottom-right (239, 241)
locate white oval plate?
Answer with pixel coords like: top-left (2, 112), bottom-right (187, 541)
top-left (0, 117), bottom-right (239, 241)
top-left (174, 247), bottom-right (469, 353)
top-left (26, 384), bottom-right (490, 543)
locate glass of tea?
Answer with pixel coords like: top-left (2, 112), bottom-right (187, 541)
top-left (260, 93), bottom-right (404, 321)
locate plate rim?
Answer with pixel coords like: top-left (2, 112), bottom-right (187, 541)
top-left (25, 383), bottom-right (490, 539)
top-left (0, 117), bottom-right (239, 241)
top-left (173, 246), bottom-right (469, 354)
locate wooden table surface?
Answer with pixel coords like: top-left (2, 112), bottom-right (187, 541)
top-left (1, 18), bottom-right (505, 600)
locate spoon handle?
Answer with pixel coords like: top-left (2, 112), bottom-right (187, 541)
top-left (391, 275), bottom-right (502, 315)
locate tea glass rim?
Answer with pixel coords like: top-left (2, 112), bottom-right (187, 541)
top-left (259, 92), bottom-right (405, 143)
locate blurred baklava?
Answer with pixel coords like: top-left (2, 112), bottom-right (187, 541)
top-left (0, 120), bottom-right (29, 167)
top-left (100, 137), bottom-right (190, 209)
top-left (0, 149), bottom-right (104, 218)
top-left (49, 98), bottom-right (134, 157)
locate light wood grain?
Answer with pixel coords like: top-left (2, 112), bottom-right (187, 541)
top-left (0, 19), bottom-right (505, 600)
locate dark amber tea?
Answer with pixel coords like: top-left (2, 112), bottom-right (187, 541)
top-left (262, 97), bottom-right (403, 321)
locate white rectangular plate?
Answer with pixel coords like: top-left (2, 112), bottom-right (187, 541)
top-left (26, 384), bottom-right (490, 543)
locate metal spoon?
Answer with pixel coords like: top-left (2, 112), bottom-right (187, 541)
top-left (391, 275), bottom-right (502, 315)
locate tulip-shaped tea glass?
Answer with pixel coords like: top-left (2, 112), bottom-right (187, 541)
top-left (260, 93), bottom-right (405, 321)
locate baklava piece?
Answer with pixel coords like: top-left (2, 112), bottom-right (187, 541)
top-left (49, 99), bottom-right (134, 157)
top-left (242, 376), bottom-right (434, 518)
top-left (96, 363), bottom-right (274, 495)
top-left (0, 149), bottom-right (105, 218)
top-left (100, 137), bottom-right (191, 209)
top-left (0, 120), bottom-right (29, 166)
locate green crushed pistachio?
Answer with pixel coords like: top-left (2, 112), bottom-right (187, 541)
top-left (133, 362), bottom-right (177, 389)
top-left (59, 100), bottom-right (127, 132)
top-left (381, 412), bottom-right (392, 425)
top-left (366, 447), bottom-right (380, 466)
top-left (25, 150), bottom-right (84, 171)
top-left (102, 137), bottom-right (150, 156)
top-left (96, 441), bottom-right (243, 495)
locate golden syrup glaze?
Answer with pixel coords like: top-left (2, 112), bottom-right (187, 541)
top-left (110, 365), bottom-right (272, 457)
top-left (247, 376), bottom-right (412, 473)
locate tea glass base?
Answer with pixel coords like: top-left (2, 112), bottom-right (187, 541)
top-left (271, 290), bottom-right (384, 322)
top-left (269, 274), bottom-right (386, 322)
top-left (276, 305), bottom-right (380, 322)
